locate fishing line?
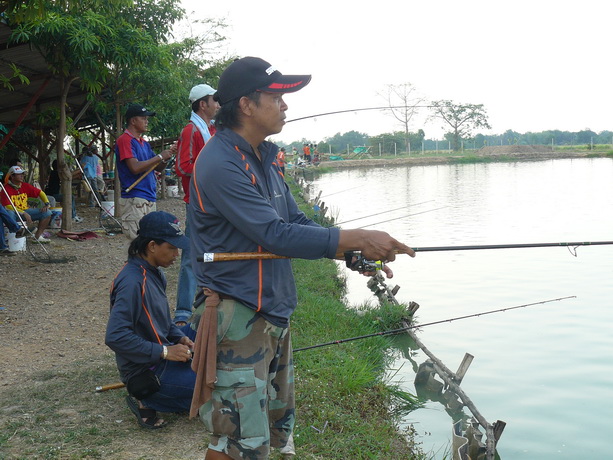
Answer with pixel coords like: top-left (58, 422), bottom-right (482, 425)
top-left (335, 200), bottom-right (435, 225)
top-left (293, 296), bottom-right (575, 352)
top-left (357, 206), bottom-right (447, 229)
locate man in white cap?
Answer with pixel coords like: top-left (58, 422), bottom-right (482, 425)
top-left (173, 84), bottom-right (220, 326)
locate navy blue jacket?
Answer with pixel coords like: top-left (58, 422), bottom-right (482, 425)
top-left (189, 128), bottom-right (340, 327)
top-left (105, 256), bottom-right (185, 382)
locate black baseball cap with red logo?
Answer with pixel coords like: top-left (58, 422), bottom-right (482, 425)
top-left (214, 57), bottom-right (311, 106)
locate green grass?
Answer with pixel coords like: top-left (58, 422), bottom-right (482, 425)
top-left (291, 257), bottom-right (424, 458)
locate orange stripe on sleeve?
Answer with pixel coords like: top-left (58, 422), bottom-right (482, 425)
top-left (140, 266), bottom-right (163, 345)
top-left (192, 155), bottom-right (206, 213)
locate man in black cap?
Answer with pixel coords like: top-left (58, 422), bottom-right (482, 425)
top-left (115, 104), bottom-right (176, 239)
top-left (189, 57), bottom-right (414, 459)
top-left (106, 211), bottom-right (196, 430)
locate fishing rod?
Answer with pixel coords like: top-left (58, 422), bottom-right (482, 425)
top-left (94, 296), bottom-right (575, 391)
top-left (335, 200), bottom-right (434, 225)
top-left (196, 239), bottom-right (613, 266)
top-left (412, 241), bottom-right (613, 256)
top-left (293, 296), bottom-right (575, 352)
top-left (286, 105), bottom-right (436, 123)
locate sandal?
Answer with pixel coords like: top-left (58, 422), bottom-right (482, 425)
top-left (125, 396), bottom-right (167, 430)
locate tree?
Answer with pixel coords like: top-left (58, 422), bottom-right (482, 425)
top-left (430, 100), bottom-right (491, 151)
top-left (0, 0), bottom-right (131, 22)
top-left (6, 0), bottom-right (185, 229)
top-left (382, 83), bottom-right (425, 154)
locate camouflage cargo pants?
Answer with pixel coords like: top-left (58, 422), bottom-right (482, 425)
top-left (199, 299), bottom-right (294, 460)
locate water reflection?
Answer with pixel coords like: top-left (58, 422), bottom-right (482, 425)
top-left (308, 158), bottom-right (613, 460)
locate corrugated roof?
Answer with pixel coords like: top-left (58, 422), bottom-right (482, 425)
top-left (0, 22), bottom-right (90, 130)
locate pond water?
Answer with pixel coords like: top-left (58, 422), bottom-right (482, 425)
top-left (307, 158), bottom-right (613, 459)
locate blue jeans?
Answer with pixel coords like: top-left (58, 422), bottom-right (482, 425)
top-left (141, 325), bottom-right (197, 413)
top-left (174, 203), bottom-right (197, 323)
top-left (0, 205), bottom-right (20, 249)
top-left (9, 207), bottom-right (53, 222)
top-left (52, 194), bottom-right (77, 219)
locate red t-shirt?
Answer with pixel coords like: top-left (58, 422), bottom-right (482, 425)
top-left (1, 181), bottom-right (43, 212)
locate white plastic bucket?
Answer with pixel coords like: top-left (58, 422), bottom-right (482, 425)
top-left (167, 185), bottom-right (179, 197)
top-left (49, 207), bottom-right (62, 229)
top-left (4, 225), bottom-right (26, 252)
top-left (101, 201), bottom-right (115, 219)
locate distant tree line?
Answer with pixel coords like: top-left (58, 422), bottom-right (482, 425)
top-left (281, 128), bottom-right (613, 156)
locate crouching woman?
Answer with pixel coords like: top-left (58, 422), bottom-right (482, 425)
top-left (105, 211), bottom-right (196, 429)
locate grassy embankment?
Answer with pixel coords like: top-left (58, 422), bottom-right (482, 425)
top-left (0, 181), bottom-right (425, 459)
top-left (286, 176), bottom-right (425, 458)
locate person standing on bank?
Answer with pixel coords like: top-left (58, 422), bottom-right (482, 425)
top-left (174, 84), bottom-right (219, 326)
top-left (105, 211), bottom-right (196, 430)
top-left (188, 56), bottom-right (415, 460)
top-left (115, 104), bottom-right (176, 239)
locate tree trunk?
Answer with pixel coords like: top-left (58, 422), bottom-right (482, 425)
top-left (58, 76), bottom-right (77, 231)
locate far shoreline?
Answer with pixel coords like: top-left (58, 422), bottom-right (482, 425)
top-left (313, 150), bottom-right (612, 170)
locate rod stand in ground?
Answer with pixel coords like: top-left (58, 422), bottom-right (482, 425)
top-left (406, 321), bottom-right (506, 460)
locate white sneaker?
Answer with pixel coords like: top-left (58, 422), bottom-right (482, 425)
top-left (32, 235), bottom-right (51, 244)
top-left (74, 216), bottom-right (84, 223)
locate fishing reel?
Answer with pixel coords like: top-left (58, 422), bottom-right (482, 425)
top-left (344, 251), bottom-right (384, 273)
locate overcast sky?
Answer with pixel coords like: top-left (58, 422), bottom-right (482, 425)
top-left (181, 0), bottom-right (612, 144)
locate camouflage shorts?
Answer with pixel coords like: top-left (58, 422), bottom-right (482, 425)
top-left (198, 299), bottom-right (294, 460)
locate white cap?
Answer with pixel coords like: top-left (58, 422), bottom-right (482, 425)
top-left (189, 84), bottom-right (216, 103)
top-left (8, 166), bottom-right (25, 175)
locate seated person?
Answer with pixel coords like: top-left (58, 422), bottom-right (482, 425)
top-left (45, 159), bottom-right (83, 223)
top-left (1, 166), bottom-right (53, 243)
top-left (0, 202), bottom-right (26, 256)
top-left (105, 211), bottom-right (196, 429)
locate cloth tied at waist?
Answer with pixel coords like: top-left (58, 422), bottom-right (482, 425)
top-left (189, 288), bottom-right (222, 419)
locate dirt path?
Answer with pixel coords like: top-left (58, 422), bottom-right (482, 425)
top-left (0, 198), bottom-right (184, 388)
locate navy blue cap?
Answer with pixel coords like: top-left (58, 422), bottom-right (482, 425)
top-left (214, 57), bottom-right (311, 106)
top-left (125, 104), bottom-right (156, 121)
top-left (138, 211), bottom-right (189, 250)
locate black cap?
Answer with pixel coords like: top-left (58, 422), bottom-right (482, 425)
top-left (125, 104), bottom-right (156, 122)
top-left (137, 211), bottom-right (189, 249)
top-left (214, 57), bottom-right (311, 106)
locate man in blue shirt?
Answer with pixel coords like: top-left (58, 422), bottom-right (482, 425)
top-left (115, 104), bottom-right (175, 239)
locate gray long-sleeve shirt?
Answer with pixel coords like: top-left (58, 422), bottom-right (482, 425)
top-left (189, 128), bottom-right (340, 327)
